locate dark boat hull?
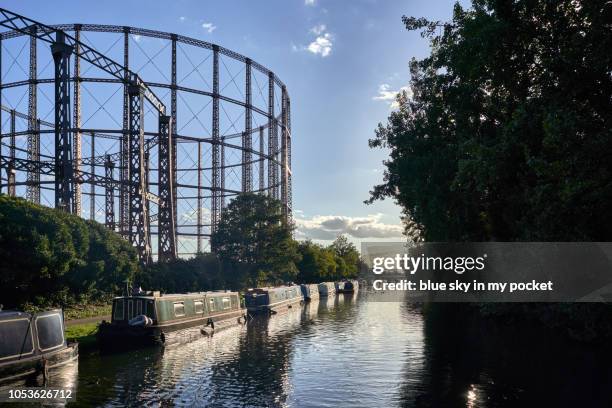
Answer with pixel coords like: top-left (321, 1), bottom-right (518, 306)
top-left (0, 343), bottom-right (78, 385)
top-left (247, 297), bottom-right (304, 315)
top-left (97, 310), bottom-right (245, 351)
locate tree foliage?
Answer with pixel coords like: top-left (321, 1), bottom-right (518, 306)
top-left (0, 195), bottom-right (139, 308)
top-left (211, 193), bottom-right (300, 287)
top-left (141, 253), bottom-right (223, 293)
top-left (368, 0), bottom-right (612, 242)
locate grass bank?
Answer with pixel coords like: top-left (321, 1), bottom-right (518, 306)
top-left (65, 322), bottom-right (99, 352)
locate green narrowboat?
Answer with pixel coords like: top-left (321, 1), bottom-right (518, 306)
top-left (97, 291), bottom-right (244, 350)
top-left (0, 309), bottom-right (78, 384)
top-left (245, 285), bottom-right (304, 315)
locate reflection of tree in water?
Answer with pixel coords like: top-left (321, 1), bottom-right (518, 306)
top-left (398, 303), bottom-right (612, 407)
top-left (206, 307), bottom-right (303, 407)
top-left (71, 347), bottom-right (164, 406)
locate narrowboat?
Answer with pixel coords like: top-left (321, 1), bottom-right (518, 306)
top-left (245, 285), bottom-right (304, 315)
top-left (317, 281), bottom-right (336, 297)
top-left (97, 291), bottom-right (244, 350)
top-left (0, 309), bottom-right (78, 384)
top-left (300, 284), bottom-right (320, 301)
top-left (336, 279), bottom-right (359, 293)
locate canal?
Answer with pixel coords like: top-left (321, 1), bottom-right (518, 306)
top-left (49, 293), bottom-right (612, 407)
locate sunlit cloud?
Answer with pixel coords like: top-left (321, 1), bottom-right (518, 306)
top-left (295, 213), bottom-right (404, 240)
top-left (202, 22), bottom-right (217, 33)
top-left (305, 0), bottom-right (316, 6)
top-left (293, 24), bottom-right (333, 57)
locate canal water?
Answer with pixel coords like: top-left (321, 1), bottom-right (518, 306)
top-left (53, 293), bottom-right (611, 407)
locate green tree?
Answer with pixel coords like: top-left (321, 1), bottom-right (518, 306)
top-left (296, 240), bottom-right (336, 283)
top-left (0, 195), bottom-right (139, 308)
top-left (211, 193), bottom-right (300, 287)
top-left (368, 0), bottom-right (612, 242)
top-left (330, 235), bottom-right (360, 278)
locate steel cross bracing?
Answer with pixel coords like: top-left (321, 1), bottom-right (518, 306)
top-left (0, 8), bottom-right (175, 264)
top-left (0, 16), bottom-right (292, 260)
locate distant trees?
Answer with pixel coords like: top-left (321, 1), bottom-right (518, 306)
top-left (368, 0), bottom-right (612, 242)
top-left (211, 193), bottom-right (300, 287)
top-left (0, 195), bottom-right (139, 309)
top-left (296, 235), bottom-right (360, 283)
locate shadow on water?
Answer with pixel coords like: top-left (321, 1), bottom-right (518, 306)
top-left (398, 303), bottom-right (612, 408)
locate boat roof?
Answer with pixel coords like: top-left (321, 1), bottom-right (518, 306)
top-left (114, 290), bottom-right (238, 300)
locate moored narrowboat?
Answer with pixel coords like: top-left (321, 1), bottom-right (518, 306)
top-left (336, 279), bottom-right (359, 293)
top-left (0, 309), bottom-right (78, 384)
top-left (245, 285), bottom-right (303, 315)
top-left (317, 281), bottom-right (336, 297)
top-left (97, 291), bottom-right (244, 350)
top-left (300, 284), bottom-right (320, 301)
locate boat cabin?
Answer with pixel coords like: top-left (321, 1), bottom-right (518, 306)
top-left (110, 291), bottom-right (241, 325)
top-left (300, 284), bottom-right (320, 301)
top-left (245, 285), bottom-right (303, 314)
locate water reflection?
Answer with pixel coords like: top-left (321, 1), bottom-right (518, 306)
top-left (398, 303), bottom-right (612, 407)
top-left (55, 295), bottom-right (612, 407)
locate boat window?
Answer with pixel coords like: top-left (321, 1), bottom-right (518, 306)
top-left (0, 318), bottom-right (34, 360)
top-left (174, 302), bottom-right (185, 317)
top-left (209, 298), bottom-right (216, 312)
top-left (222, 297), bottom-right (231, 310)
top-left (136, 300), bottom-right (142, 316)
top-left (128, 300), bottom-right (134, 320)
top-left (195, 301), bottom-right (204, 314)
top-left (35, 313), bottom-right (64, 352)
top-left (114, 300), bottom-right (124, 320)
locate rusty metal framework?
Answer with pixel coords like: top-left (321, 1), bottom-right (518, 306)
top-left (0, 10), bottom-right (292, 261)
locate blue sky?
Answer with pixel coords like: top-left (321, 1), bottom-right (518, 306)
top-left (4, 0), bottom-right (461, 246)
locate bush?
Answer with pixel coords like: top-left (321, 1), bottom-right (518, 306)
top-left (0, 195), bottom-right (139, 309)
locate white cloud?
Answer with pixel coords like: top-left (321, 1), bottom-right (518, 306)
top-left (373, 83), bottom-right (412, 108)
top-left (305, 0), bottom-right (316, 6)
top-left (294, 24), bottom-right (334, 57)
top-left (132, 34), bottom-right (142, 42)
top-left (307, 32), bottom-right (333, 57)
top-left (295, 213), bottom-right (404, 241)
top-left (179, 16), bottom-right (186, 22)
top-left (202, 22), bottom-right (217, 33)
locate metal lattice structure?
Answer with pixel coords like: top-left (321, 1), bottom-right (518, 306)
top-left (0, 9), bottom-right (292, 262)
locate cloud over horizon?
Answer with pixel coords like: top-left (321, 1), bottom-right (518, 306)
top-left (295, 213), bottom-right (404, 241)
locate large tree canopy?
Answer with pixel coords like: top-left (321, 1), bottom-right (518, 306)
top-left (0, 195), bottom-right (139, 308)
top-left (211, 193), bottom-right (300, 287)
top-left (368, 0), bottom-right (612, 242)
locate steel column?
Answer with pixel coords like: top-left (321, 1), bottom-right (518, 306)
top-left (281, 85), bottom-right (289, 219)
top-left (120, 27), bottom-right (129, 236)
top-left (157, 114), bottom-right (176, 261)
top-left (51, 32), bottom-right (74, 212)
top-left (197, 140), bottom-right (202, 253)
top-left (128, 82), bottom-right (152, 264)
top-left (105, 154), bottom-right (115, 230)
top-left (7, 109), bottom-right (15, 197)
top-left (211, 44), bottom-right (220, 230)
top-left (267, 71), bottom-right (276, 199)
top-left (89, 132), bottom-right (95, 220)
top-left (259, 126), bottom-right (264, 192)
top-left (27, 27), bottom-right (39, 203)
top-left (171, 34), bottom-right (178, 229)
top-left (243, 58), bottom-right (252, 192)
top-left (72, 24), bottom-right (82, 215)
